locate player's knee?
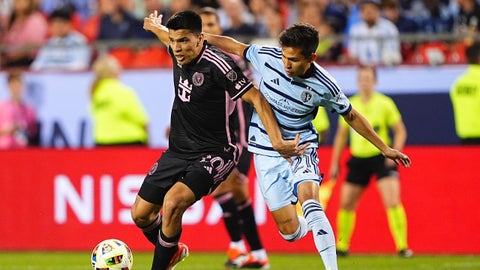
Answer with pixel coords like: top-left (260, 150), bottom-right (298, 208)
top-left (131, 210), bottom-right (152, 228)
top-left (130, 197), bottom-right (161, 228)
top-left (163, 194), bottom-right (192, 216)
top-left (279, 216), bottom-right (309, 242)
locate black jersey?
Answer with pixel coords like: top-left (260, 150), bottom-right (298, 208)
top-left (168, 42), bottom-right (253, 158)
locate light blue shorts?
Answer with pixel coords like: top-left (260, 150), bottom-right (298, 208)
top-left (253, 148), bottom-right (322, 211)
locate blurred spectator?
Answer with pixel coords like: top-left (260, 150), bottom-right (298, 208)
top-left (1, 0), bottom-right (48, 68)
top-left (143, 0), bottom-right (167, 17)
top-left (0, 0), bottom-right (13, 34)
top-left (247, 0), bottom-right (271, 37)
top-left (381, 0), bottom-right (418, 33)
top-left (263, 5), bottom-right (285, 38)
top-left (344, 0), bottom-right (363, 37)
top-left (455, 0), bottom-right (480, 31)
top-left (316, 16), bottom-right (344, 63)
top-left (322, 0), bottom-right (349, 32)
top-left (163, 0), bottom-right (192, 21)
top-left (249, 5), bottom-right (284, 46)
top-left (449, 42), bottom-right (480, 144)
top-left (90, 55), bottom-right (149, 146)
top-left (417, 0), bottom-right (454, 34)
top-left (297, 0), bottom-right (323, 29)
top-left (218, 0), bottom-right (257, 38)
top-left (288, 0), bottom-right (347, 33)
top-left (294, 0), bottom-right (343, 62)
top-left (39, 0), bottom-right (96, 23)
top-left (192, 0), bottom-right (219, 9)
top-left (381, 0), bottom-right (419, 63)
top-left (96, 0), bottom-right (145, 41)
top-left (0, 70), bottom-right (38, 149)
top-left (454, 0), bottom-right (480, 43)
top-left (347, 0), bottom-right (402, 66)
top-left (30, 8), bottom-right (91, 71)
top-left (124, 0), bottom-right (148, 19)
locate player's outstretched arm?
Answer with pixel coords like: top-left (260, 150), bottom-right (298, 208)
top-left (143, 10), bottom-right (169, 45)
top-left (342, 108), bottom-right (411, 167)
top-left (241, 86), bottom-right (308, 159)
top-left (203, 33), bottom-right (249, 57)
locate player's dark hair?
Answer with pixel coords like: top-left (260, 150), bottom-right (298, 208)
top-left (466, 42), bottom-right (480, 64)
top-left (166, 10), bottom-right (202, 35)
top-left (279, 23), bottom-right (319, 58)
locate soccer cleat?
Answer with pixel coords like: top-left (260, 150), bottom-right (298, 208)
top-left (239, 254), bottom-right (270, 269)
top-left (225, 247), bottom-right (249, 268)
top-left (398, 249), bottom-right (413, 258)
top-left (167, 243), bottom-right (189, 270)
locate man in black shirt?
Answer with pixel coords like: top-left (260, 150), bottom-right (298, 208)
top-left (131, 10), bottom-right (305, 270)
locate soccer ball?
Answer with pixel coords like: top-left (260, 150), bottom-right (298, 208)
top-left (91, 239), bottom-right (133, 270)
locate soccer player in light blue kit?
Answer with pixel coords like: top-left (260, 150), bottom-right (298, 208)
top-left (203, 23), bottom-right (412, 270)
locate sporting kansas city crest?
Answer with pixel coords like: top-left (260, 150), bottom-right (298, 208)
top-left (301, 90), bottom-right (313, 102)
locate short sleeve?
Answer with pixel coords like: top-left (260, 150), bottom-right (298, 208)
top-left (212, 53), bottom-right (254, 100)
top-left (320, 91), bottom-right (352, 116)
top-left (244, 44), bottom-right (277, 74)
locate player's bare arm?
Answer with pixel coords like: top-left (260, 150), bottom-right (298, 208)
top-left (241, 86), bottom-right (308, 158)
top-left (342, 108), bottom-right (411, 168)
top-left (143, 10), bottom-right (169, 45)
top-left (203, 33), bottom-right (248, 57)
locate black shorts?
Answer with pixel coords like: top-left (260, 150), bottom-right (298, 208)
top-left (235, 147), bottom-right (252, 176)
top-left (345, 154), bottom-right (398, 187)
top-left (138, 150), bottom-right (236, 205)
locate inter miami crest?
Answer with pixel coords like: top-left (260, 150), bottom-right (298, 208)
top-left (192, 72), bottom-right (204, 86)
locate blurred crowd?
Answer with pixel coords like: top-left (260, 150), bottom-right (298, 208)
top-left (0, 0), bottom-right (480, 70)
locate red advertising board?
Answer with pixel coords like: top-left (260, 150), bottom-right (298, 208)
top-left (0, 146), bottom-right (479, 254)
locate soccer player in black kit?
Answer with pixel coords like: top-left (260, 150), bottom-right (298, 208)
top-left (131, 10), bottom-right (306, 270)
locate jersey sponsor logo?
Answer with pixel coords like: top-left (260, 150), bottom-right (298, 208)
top-left (178, 76), bottom-right (192, 102)
top-left (270, 78), bottom-right (279, 85)
top-left (235, 78), bottom-right (248, 90)
top-left (301, 90), bottom-right (313, 102)
top-left (192, 72), bottom-right (204, 86)
top-left (277, 98), bottom-right (291, 111)
top-left (249, 135), bottom-right (256, 142)
top-left (226, 70), bottom-right (238, 81)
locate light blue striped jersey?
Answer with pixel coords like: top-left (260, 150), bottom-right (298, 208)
top-left (245, 44), bottom-right (352, 156)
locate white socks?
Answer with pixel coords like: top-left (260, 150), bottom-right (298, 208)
top-left (302, 199), bottom-right (338, 270)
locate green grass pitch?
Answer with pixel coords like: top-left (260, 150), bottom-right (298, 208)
top-left (0, 251), bottom-right (479, 269)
